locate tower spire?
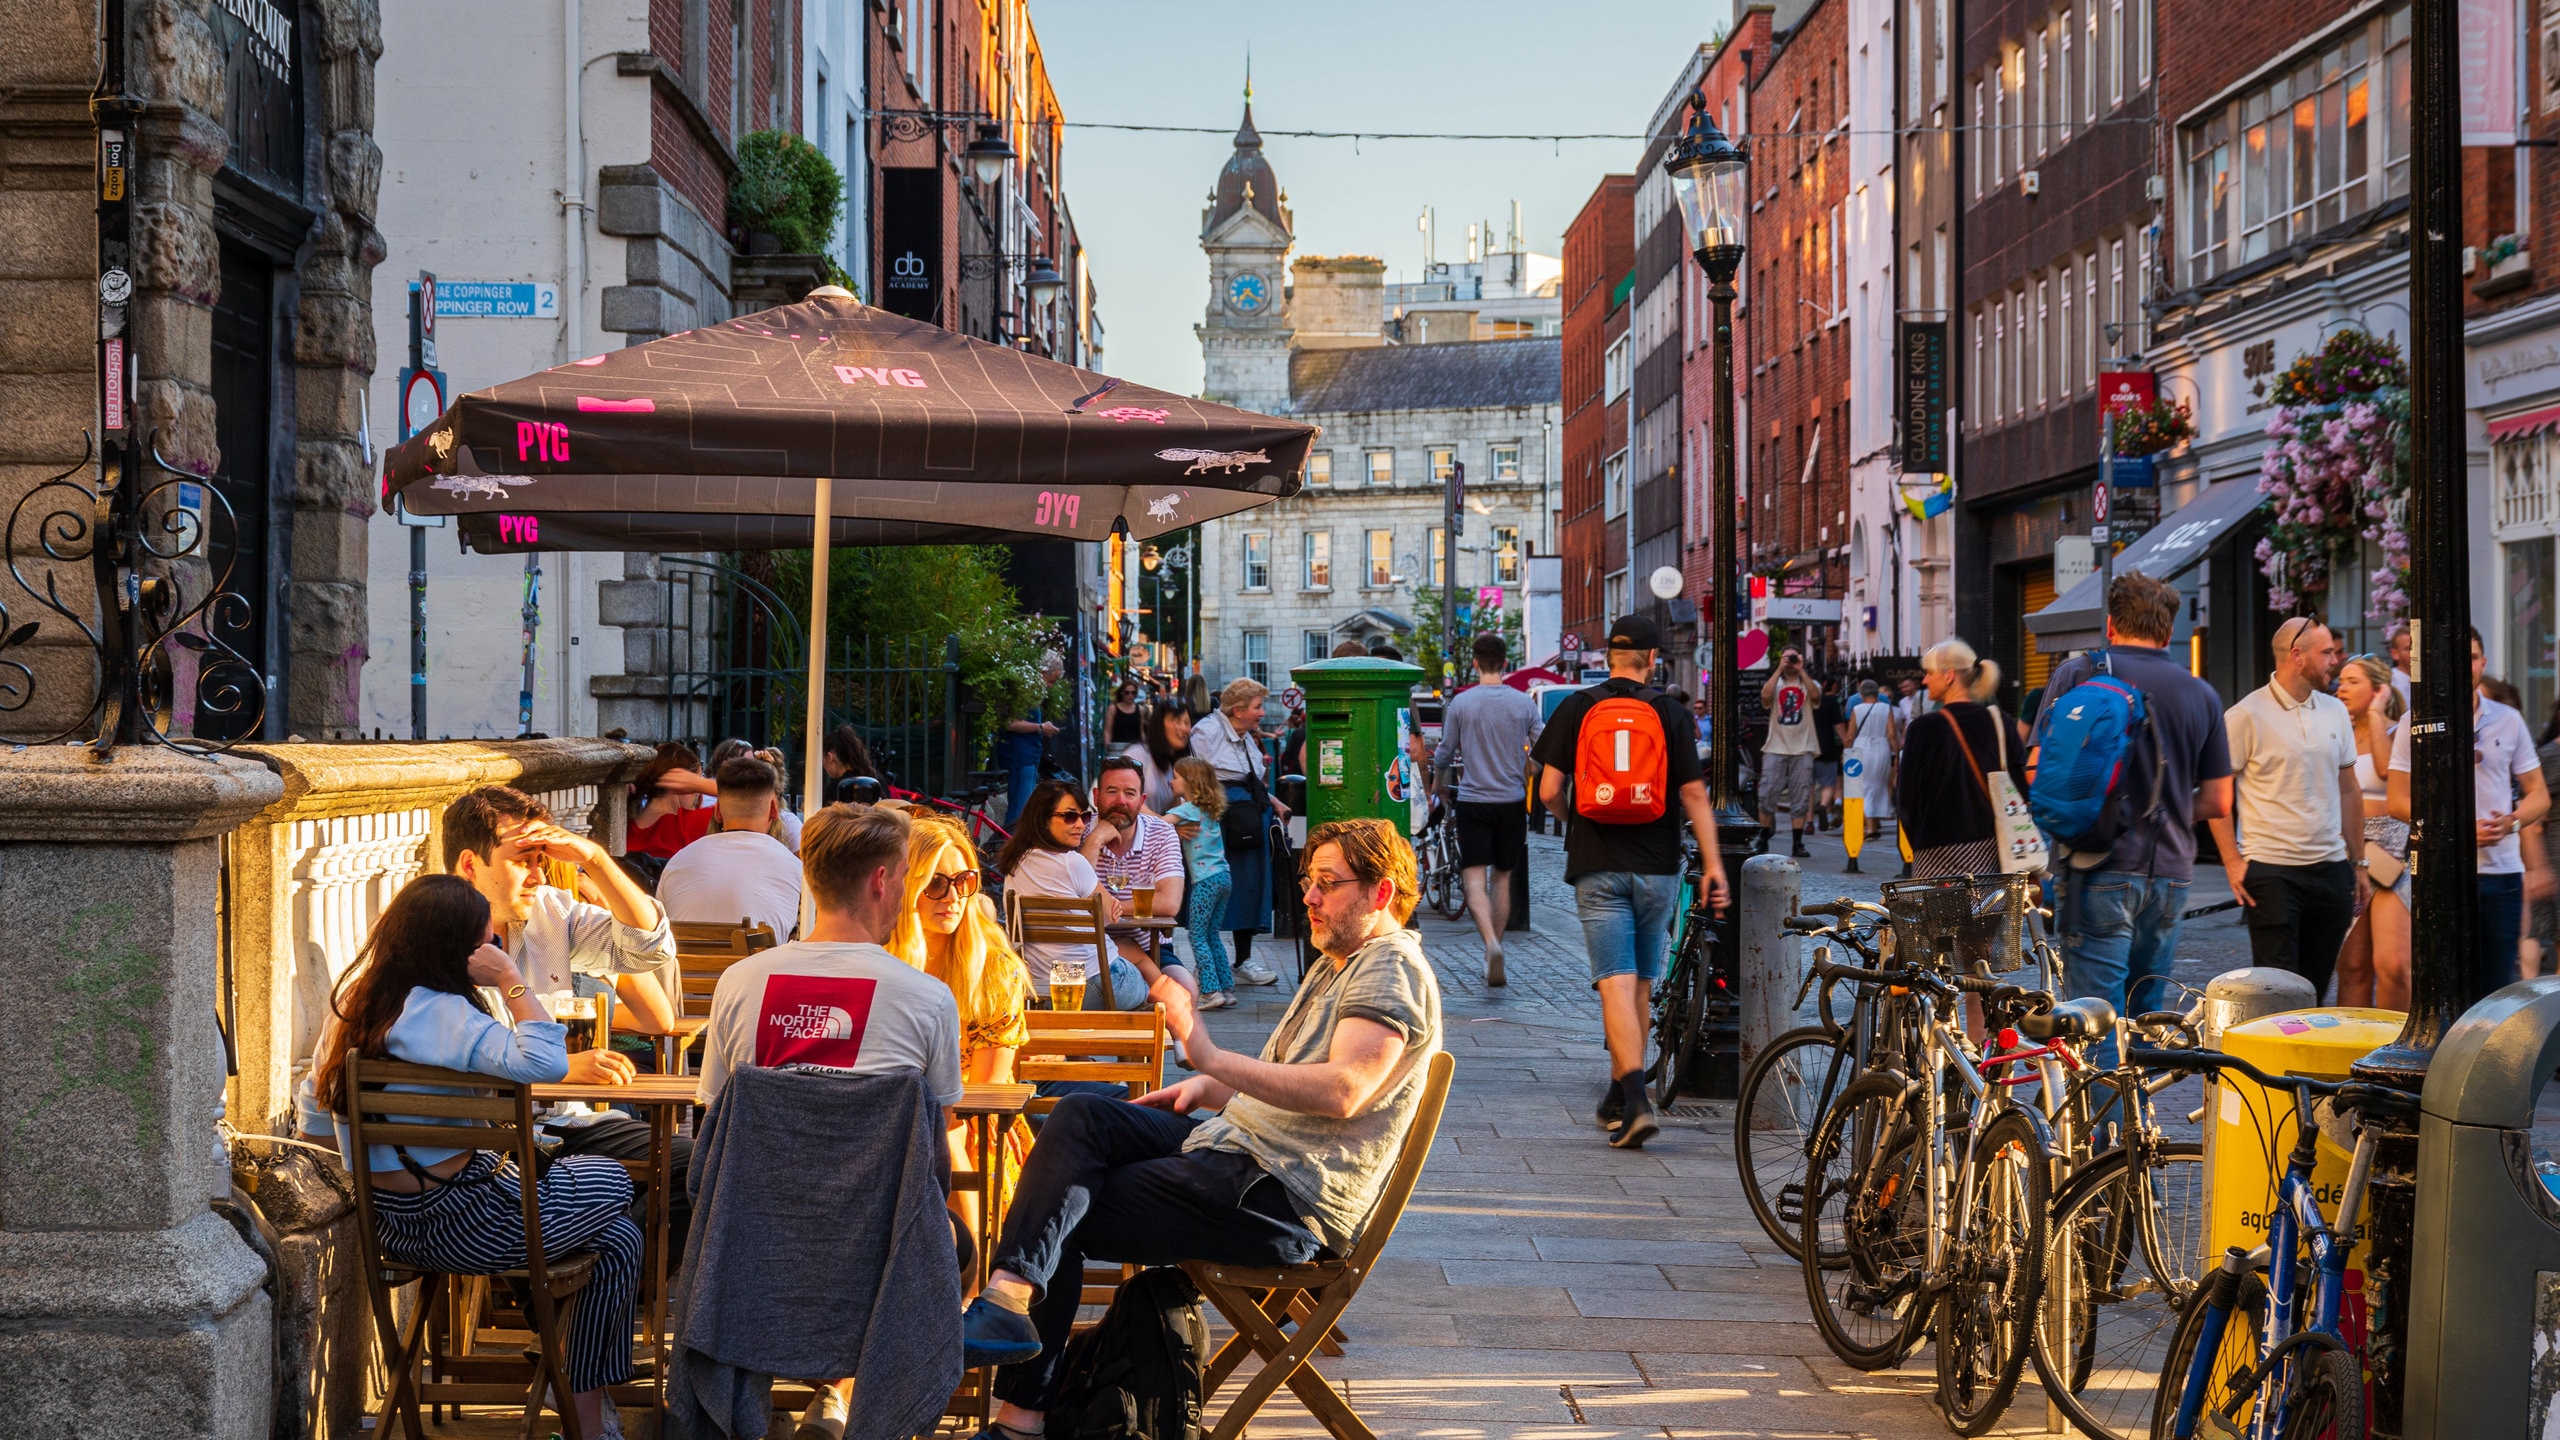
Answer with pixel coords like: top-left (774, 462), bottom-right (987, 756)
top-left (1245, 45), bottom-right (1253, 103)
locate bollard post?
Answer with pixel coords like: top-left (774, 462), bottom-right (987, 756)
top-left (1739, 854), bottom-right (1801, 1073)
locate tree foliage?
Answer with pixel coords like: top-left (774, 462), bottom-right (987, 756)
top-left (729, 129), bottom-right (843, 256)
top-left (767, 545), bottom-right (1063, 759)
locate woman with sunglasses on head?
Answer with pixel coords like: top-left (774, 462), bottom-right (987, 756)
top-left (2333, 654), bottom-right (2411, 1006)
top-left (893, 812), bottom-right (1035, 1246)
top-left (300, 875), bottom-right (642, 1440)
top-left (995, 779), bottom-right (1139, 1009)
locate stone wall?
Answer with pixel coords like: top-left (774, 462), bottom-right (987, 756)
top-left (0, 0), bottom-right (383, 745)
top-left (598, 161), bottom-right (736, 341)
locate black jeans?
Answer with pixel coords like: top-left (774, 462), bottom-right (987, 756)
top-left (2480, 872), bottom-right (2526, 994)
top-left (548, 1112), bottom-right (694, 1267)
top-left (990, 1094), bottom-right (1322, 1411)
top-left (2237, 859), bottom-right (2357, 1001)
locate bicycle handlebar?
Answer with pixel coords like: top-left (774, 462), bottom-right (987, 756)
top-left (2123, 1047), bottom-right (2423, 1120)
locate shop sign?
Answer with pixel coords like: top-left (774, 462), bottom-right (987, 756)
top-left (1898, 321), bottom-right (1948, 473)
top-left (212, 0), bottom-right (301, 200)
top-left (881, 168), bottom-right (942, 323)
top-left (2099, 369), bottom-right (2157, 416)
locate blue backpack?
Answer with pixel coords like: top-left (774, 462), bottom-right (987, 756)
top-left (2028, 654), bottom-right (2165, 869)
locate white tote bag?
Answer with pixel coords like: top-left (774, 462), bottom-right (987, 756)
top-left (1950, 711), bottom-right (2049, 875)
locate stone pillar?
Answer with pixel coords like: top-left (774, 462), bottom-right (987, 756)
top-left (0, 748), bottom-right (286, 1440)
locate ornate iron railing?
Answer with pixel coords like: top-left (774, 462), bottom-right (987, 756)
top-left (0, 432), bottom-right (265, 754)
top-left (658, 557), bottom-right (965, 793)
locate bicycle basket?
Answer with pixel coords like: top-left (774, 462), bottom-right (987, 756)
top-left (1879, 873), bottom-right (2034, 977)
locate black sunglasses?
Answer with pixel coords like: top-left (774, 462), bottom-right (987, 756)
top-left (921, 869), bottom-right (983, 901)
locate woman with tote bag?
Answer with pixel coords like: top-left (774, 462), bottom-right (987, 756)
top-left (1894, 639), bottom-right (2037, 880)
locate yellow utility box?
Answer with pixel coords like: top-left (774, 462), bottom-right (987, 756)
top-left (2203, 1007), bottom-right (2404, 1274)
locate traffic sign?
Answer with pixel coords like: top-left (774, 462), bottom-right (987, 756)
top-left (1561, 632), bottom-right (1584, 653)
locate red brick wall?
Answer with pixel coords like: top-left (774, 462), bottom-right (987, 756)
top-left (2153, 0), bottom-right (2364, 126)
top-left (1747, 0), bottom-right (1853, 602)
top-left (1562, 174), bottom-right (1639, 643)
top-left (646, 0), bottom-right (801, 244)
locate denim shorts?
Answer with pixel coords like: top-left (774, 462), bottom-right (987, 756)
top-left (1574, 871), bottom-right (1681, 985)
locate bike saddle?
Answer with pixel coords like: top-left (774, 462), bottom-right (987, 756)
top-left (2017, 996), bottom-right (2116, 1041)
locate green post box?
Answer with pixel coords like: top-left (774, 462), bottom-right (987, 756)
top-left (1291, 656), bottom-right (1426, 837)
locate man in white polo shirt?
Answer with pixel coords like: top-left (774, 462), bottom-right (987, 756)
top-left (2389, 626), bottom-right (2551, 992)
top-left (2205, 616), bottom-right (2364, 999)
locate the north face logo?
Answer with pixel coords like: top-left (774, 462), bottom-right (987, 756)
top-left (756, 974), bottom-right (878, 1071)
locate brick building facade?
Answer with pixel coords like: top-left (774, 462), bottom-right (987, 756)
top-left (1956, 0), bottom-right (2161, 699)
top-left (1561, 175), bottom-right (1637, 652)
top-left (1681, 10), bottom-right (1776, 665)
top-left (1746, 0), bottom-right (1855, 654)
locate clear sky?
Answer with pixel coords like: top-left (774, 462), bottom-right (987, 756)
top-left (1037, 0), bottom-right (1733, 397)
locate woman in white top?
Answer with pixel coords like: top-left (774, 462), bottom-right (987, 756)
top-left (1842, 679), bottom-right (1901, 836)
top-left (994, 778), bottom-right (1126, 1000)
top-left (2333, 654), bottom-right (2409, 1008)
top-left (1187, 678), bottom-right (1291, 986)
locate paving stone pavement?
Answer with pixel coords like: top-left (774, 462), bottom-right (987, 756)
top-left (1198, 826), bottom-right (2081, 1440)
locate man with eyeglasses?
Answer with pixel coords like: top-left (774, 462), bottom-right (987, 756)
top-left (958, 818), bottom-right (1442, 1396)
top-left (2205, 616), bottom-right (2364, 999)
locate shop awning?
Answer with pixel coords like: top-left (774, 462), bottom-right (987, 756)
top-left (2025, 476), bottom-right (2265, 651)
top-left (2488, 403), bottom-right (2560, 443)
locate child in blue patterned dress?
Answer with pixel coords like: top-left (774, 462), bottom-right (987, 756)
top-left (1167, 756), bottom-right (1236, 1007)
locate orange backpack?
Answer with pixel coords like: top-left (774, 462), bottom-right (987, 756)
top-left (1574, 692), bottom-right (1670, 823)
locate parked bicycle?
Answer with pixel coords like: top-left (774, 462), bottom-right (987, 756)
top-left (2136, 1045), bottom-right (2418, 1440)
top-left (1732, 897), bottom-right (1895, 1260)
top-left (1647, 841), bottom-right (1738, 1104)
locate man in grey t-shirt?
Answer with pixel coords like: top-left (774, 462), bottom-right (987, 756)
top-left (957, 819), bottom-right (1443, 1417)
top-left (1436, 633), bottom-right (1543, 986)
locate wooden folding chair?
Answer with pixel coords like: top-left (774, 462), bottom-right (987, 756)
top-left (1004, 891), bottom-right (1114, 995)
top-left (664, 919), bottom-right (777, 1070)
top-left (343, 1056), bottom-right (600, 1440)
top-left (1183, 1050), bottom-right (1456, 1440)
top-left (1017, 1005), bottom-right (1166, 1114)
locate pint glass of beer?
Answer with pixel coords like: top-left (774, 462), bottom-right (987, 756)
top-left (1050, 958), bottom-right (1088, 1012)
top-left (557, 994), bottom-right (598, 1053)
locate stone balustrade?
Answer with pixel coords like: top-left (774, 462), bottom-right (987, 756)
top-left (224, 738), bottom-right (650, 1136)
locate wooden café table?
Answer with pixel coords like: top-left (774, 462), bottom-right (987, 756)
top-left (954, 1080), bottom-right (1035, 1424)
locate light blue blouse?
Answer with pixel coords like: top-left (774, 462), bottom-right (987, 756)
top-left (296, 987), bottom-right (570, 1172)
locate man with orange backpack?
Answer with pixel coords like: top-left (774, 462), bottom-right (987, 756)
top-left (1532, 615), bottom-right (1732, 1148)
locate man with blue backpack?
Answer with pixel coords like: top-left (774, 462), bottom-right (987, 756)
top-left (2029, 573), bottom-right (2233, 1052)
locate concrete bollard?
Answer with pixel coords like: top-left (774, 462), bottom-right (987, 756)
top-left (1739, 855), bottom-right (1802, 1073)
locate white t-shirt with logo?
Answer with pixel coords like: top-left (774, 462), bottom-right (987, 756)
top-left (2390, 695), bottom-right (2542, 874)
top-left (695, 941), bottom-right (962, 1110)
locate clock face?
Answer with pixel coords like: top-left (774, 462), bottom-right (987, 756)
top-left (1227, 271), bottom-right (1269, 313)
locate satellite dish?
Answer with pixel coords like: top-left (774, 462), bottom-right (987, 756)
top-left (1648, 565), bottom-right (1685, 600)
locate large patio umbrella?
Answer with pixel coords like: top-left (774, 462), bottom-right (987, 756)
top-left (382, 286), bottom-right (1312, 815)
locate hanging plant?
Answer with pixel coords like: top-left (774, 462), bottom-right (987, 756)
top-left (2253, 329), bottom-right (2410, 617)
top-left (2108, 396), bottom-right (2197, 458)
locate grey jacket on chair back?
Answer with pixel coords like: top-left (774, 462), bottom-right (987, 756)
top-left (669, 1065), bottom-right (963, 1440)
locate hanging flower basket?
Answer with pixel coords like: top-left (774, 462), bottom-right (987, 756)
top-left (2108, 396), bottom-right (2197, 458)
top-left (2254, 329), bottom-right (2410, 617)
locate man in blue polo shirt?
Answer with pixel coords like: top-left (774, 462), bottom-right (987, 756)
top-left (2032, 573), bottom-right (2232, 1055)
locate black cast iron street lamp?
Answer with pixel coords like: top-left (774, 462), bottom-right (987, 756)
top-left (1664, 96), bottom-right (1759, 855)
top-left (2350, 0), bottom-right (2472, 1428)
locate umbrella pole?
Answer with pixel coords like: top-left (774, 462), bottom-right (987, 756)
top-left (803, 477), bottom-right (832, 822)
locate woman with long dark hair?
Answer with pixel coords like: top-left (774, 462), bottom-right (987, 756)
top-left (1128, 703), bottom-right (1195, 815)
top-left (299, 875), bottom-right (642, 1439)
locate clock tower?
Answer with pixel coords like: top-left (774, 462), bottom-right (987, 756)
top-left (1197, 91), bottom-right (1294, 414)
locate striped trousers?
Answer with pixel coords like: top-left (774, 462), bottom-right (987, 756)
top-left (370, 1153), bottom-right (642, 1392)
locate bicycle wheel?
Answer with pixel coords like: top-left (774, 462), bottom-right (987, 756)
top-left (1800, 1072), bottom-right (1928, 1369)
top-left (1734, 1025), bottom-right (1861, 1259)
top-left (2148, 1273), bottom-right (2269, 1440)
top-left (1647, 941), bottom-right (1706, 1105)
top-left (2278, 1345), bottom-right (2364, 1440)
top-left (2034, 1142), bottom-right (2207, 1440)
top-left (1936, 1106), bottom-right (2054, 1435)
top-left (1435, 832), bottom-right (1468, 921)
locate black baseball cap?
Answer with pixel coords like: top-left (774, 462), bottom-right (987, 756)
top-left (1607, 615), bottom-right (1663, 650)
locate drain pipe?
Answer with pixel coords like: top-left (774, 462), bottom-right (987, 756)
top-left (560, 0), bottom-right (585, 736)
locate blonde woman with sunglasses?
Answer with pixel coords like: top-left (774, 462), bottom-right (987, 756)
top-left (892, 813), bottom-right (1034, 1257)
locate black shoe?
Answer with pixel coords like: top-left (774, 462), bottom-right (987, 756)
top-left (1595, 1083), bottom-right (1626, 1132)
top-left (1792, 838), bottom-right (1811, 859)
top-left (1611, 1096), bottom-right (1660, 1150)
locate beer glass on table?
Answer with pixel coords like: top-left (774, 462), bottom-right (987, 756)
top-left (1050, 957), bottom-right (1088, 1012)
